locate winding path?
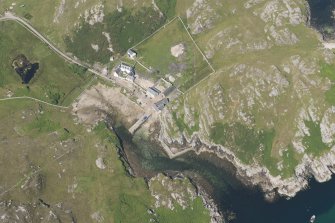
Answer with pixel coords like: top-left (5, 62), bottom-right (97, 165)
top-left (0, 12), bottom-right (82, 66)
top-left (0, 12), bottom-right (114, 81)
top-left (0, 96), bottom-right (69, 109)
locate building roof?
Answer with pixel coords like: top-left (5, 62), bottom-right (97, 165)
top-left (163, 86), bottom-right (176, 97)
top-left (119, 62), bottom-right (135, 75)
top-left (154, 98), bottom-right (169, 111)
top-left (147, 87), bottom-right (161, 97)
top-left (127, 49), bottom-right (137, 57)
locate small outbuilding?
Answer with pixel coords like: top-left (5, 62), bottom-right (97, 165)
top-left (153, 98), bottom-right (169, 111)
top-left (127, 49), bottom-right (137, 59)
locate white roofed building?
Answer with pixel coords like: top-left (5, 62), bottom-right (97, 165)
top-left (127, 49), bottom-right (137, 59)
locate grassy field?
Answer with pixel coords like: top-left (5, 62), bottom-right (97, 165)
top-left (0, 0), bottom-right (153, 50)
top-left (303, 121), bottom-right (331, 156)
top-left (155, 0), bottom-right (177, 19)
top-left (134, 18), bottom-right (213, 91)
top-left (0, 99), bottom-right (211, 222)
top-left (0, 100), bottom-right (153, 222)
top-left (0, 21), bottom-right (92, 106)
top-left (156, 198), bottom-right (210, 223)
top-left (320, 62), bottom-right (335, 105)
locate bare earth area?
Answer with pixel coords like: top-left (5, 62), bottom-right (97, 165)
top-left (72, 83), bottom-right (144, 126)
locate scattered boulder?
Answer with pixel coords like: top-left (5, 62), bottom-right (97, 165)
top-left (171, 43), bottom-right (185, 58)
top-left (95, 157), bottom-right (106, 170)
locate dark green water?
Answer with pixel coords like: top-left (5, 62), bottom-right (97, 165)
top-left (308, 0), bottom-right (335, 40)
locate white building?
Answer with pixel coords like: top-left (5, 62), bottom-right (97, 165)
top-left (127, 49), bottom-right (137, 59)
top-left (113, 62), bottom-right (135, 82)
top-left (120, 63), bottom-right (135, 75)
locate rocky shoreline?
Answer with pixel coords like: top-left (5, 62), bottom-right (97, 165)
top-left (188, 176), bottom-right (225, 223)
top-left (106, 119), bottom-right (226, 222)
top-left (158, 125), bottom-right (335, 202)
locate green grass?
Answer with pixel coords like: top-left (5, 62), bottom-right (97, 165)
top-left (303, 121), bottom-right (331, 156)
top-left (172, 111), bottom-right (199, 135)
top-left (0, 0), bottom-right (153, 50)
top-left (65, 7), bottom-right (166, 63)
top-left (24, 112), bottom-right (61, 135)
top-left (210, 123), bottom-right (301, 178)
top-left (0, 100), bottom-right (154, 221)
top-left (64, 22), bottom-right (112, 64)
top-left (0, 99), bottom-right (211, 222)
top-left (155, 0), bottom-right (177, 19)
top-left (156, 198), bottom-right (210, 223)
top-left (0, 21), bottom-right (91, 105)
top-left (325, 86), bottom-right (335, 105)
top-left (135, 18), bottom-right (212, 91)
top-left (211, 122), bottom-right (275, 165)
top-left (281, 145), bottom-right (301, 178)
top-left (320, 62), bottom-right (335, 105)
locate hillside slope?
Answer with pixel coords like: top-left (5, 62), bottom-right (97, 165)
top-left (159, 0), bottom-right (335, 198)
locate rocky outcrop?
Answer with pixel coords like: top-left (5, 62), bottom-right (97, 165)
top-left (82, 3), bottom-right (104, 25)
top-left (158, 127), bottom-right (335, 200)
top-left (148, 173), bottom-right (224, 223)
top-left (186, 0), bottom-right (221, 35)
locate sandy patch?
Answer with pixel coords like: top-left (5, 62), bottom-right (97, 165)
top-left (171, 43), bottom-right (185, 57)
top-left (323, 42), bottom-right (335, 49)
top-left (135, 77), bottom-right (155, 89)
top-left (72, 83), bottom-right (143, 125)
top-left (96, 157), bottom-right (106, 169)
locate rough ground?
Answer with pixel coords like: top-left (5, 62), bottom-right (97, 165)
top-left (158, 0), bottom-right (335, 199)
top-left (72, 83), bottom-right (144, 125)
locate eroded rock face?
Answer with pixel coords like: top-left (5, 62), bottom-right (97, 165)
top-left (83, 3), bottom-right (104, 25)
top-left (204, 0), bottom-right (308, 59)
top-left (0, 200), bottom-right (74, 223)
top-left (258, 0), bottom-right (305, 26)
top-left (186, 0), bottom-right (221, 35)
top-left (148, 173), bottom-right (223, 223)
top-left (53, 0), bottom-right (66, 23)
top-left (149, 173), bottom-right (197, 210)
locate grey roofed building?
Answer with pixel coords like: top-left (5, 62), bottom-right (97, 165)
top-left (163, 86), bottom-right (176, 97)
top-left (114, 62), bottom-right (135, 82)
top-left (127, 49), bottom-right (137, 59)
top-left (153, 98), bottom-right (169, 111)
top-left (147, 87), bottom-right (161, 98)
top-left (120, 62), bottom-right (135, 75)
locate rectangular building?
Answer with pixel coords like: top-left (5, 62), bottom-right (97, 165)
top-left (147, 87), bottom-right (161, 98)
top-left (153, 98), bottom-right (169, 111)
